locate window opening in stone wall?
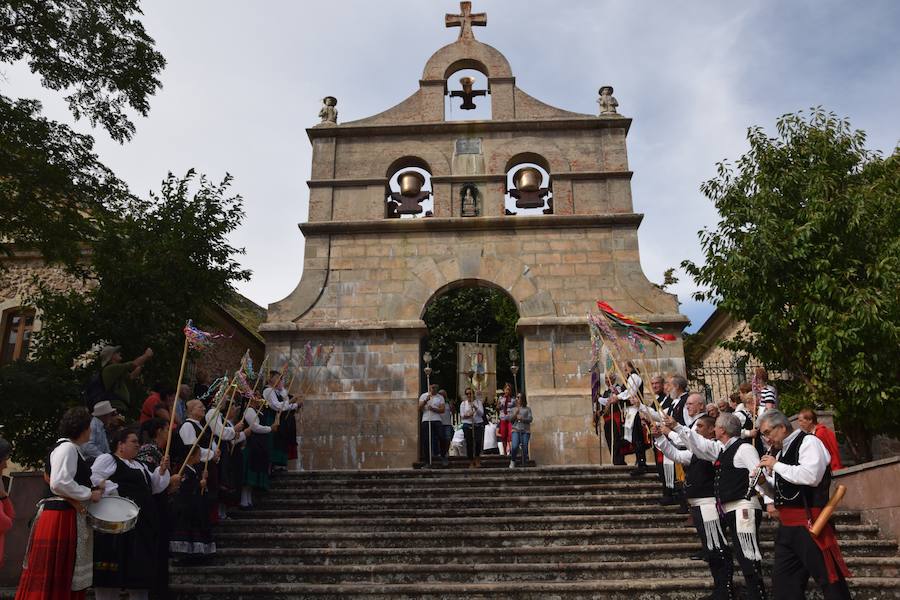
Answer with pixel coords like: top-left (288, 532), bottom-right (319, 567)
top-left (445, 69), bottom-right (491, 121)
top-left (386, 167), bottom-right (434, 219)
top-left (1, 307), bottom-right (35, 364)
top-left (505, 163), bottom-right (552, 216)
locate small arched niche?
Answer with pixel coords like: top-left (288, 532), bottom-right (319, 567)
top-left (385, 157), bottom-right (434, 219)
top-left (445, 66), bottom-right (491, 121)
top-left (505, 154), bottom-right (553, 216)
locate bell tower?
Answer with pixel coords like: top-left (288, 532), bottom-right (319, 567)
top-left (262, 3), bottom-right (688, 470)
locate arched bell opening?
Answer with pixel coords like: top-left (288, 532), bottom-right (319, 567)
top-left (504, 158), bottom-right (553, 216)
top-left (445, 68), bottom-right (491, 121)
top-left (385, 158), bottom-right (434, 219)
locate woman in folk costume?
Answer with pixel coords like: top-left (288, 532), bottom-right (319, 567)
top-left (17, 407), bottom-right (103, 600)
top-left (207, 399), bottom-right (247, 519)
top-left (90, 427), bottom-right (171, 600)
top-left (240, 394), bottom-right (276, 509)
top-left (136, 418), bottom-right (181, 600)
top-left (262, 371), bottom-right (297, 472)
top-left (169, 444), bottom-right (216, 562)
top-left (595, 373), bottom-right (626, 464)
top-left (614, 361), bottom-right (650, 476)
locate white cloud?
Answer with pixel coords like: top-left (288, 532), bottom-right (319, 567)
top-left (4, 0), bottom-right (898, 330)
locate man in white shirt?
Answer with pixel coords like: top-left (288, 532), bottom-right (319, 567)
top-left (756, 410), bottom-right (851, 600)
top-left (418, 384), bottom-right (445, 467)
top-left (652, 415), bottom-right (732, 598)
top-left (673, 412), bottom-right (767, 600)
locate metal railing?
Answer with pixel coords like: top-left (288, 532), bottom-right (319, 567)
top-left (688, 360), bottom-right (788, 404)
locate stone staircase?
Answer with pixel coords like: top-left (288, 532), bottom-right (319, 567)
top-left (170, 465), bottom-right (900, 599)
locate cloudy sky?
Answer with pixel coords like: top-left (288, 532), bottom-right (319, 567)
top-left (6, 1), bottom-right (899, 332)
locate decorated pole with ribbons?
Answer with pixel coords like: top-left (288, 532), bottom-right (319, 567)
top-left (201, 371), bottom-right (232, 488)
top-left (165, 320), bottom-right (227, 461)
top-left (589, 301), bottom-right (677, 465)
top-left (178, 382), bottom-right (231, 478)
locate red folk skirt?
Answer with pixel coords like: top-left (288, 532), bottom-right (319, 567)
top-left (15, 507), bottom-right (86, 600)
top-left (498, 420), bottom-right (512, 444)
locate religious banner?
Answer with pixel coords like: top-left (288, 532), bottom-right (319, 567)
top-left (456, 342), bottom-right (497, 402)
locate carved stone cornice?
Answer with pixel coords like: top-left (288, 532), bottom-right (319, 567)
top-left (306, 117), bottom-right (632, 141)
top-left (298, 213), bottom-right (643, 236)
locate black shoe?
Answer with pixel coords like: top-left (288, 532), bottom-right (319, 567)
top-left (689, 552), bottom-right (707, 561)
top-left (659, 495), bottom-right (678, 506)
top-left (630, 465), bottom-right (648, 477)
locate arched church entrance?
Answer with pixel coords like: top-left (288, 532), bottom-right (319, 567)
top-left (417, 281), bottom-right (522, 465)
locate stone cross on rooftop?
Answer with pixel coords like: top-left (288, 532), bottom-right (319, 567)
top-left (445, 1), bottom-right (487, 41)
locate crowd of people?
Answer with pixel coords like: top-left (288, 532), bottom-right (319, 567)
top-left (594, 363), bottom-right (851, 600)
top-left (419, 382), bottom-right (532, 469)
top-left (3, 341), bottom-right (852, 600)
top-left (14, 345), bottom-right (301, 600)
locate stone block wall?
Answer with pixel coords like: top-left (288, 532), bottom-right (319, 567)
top-left (264, 329), bottom-right (423, 470)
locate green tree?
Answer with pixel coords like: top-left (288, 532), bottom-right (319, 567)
top-left (422, 286), bottom-right (520, 405)
top-left (682, 109), bottom-right (900, 461)
top-left (0, 359), bottom-right (81, 469)
top-left (30, 170), bottom-right (250, 418)
top-left (1, 0), bottom-right (165, 264)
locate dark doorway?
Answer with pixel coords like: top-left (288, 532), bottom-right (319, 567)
top-left (421, 285), bottom-right (520, 406)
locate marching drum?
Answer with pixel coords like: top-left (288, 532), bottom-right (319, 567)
top-left (87, 496), bottom-right (140, 534)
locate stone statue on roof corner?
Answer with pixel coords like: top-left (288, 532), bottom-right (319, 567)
top-left (597, 86), bottom-right (618, 115)
top-left (319, 96), bottom-right (338, 124)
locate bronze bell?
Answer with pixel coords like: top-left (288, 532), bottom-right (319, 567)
top-left (513, 167), bottom-right (542, 192)
top-left (398, 171), bottom-right (426, 197)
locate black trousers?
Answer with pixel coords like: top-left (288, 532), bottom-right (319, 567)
top-left (630, 420), bottom-right (648, 467)
top-left (773, 524), bottom-right (852, 600)
top-left (689, 505), bottom-right (734, 600)
top-left (722, 509), bottom-right (767, 600)
top-left (462, 423), bottom-right (484, 459)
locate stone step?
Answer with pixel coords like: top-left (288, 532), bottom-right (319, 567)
top-left (267, 472), bottom-right (662, 490)
top-left (274, 465), bottom-right (638, 481)
top-left (261, 481), bottom-right (662, 500)
top-left (169, 577), bottom-right (900, 599)
top-left (209, 527), bottom-right (897, 555)
top-left (224, 506), bottom-right (863, 524)
top-left (254, 492), bottom-right (662, 510)
top-left (412, 458), bottom-right (538, 469)
top-left (217, 513), bottom-right (707, 532)
top-left (170, 556), bottom-right (900, 585)
top-left (215, 516), bottom-right (879, 537)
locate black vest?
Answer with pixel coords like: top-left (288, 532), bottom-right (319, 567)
top-left (715, 439), bottom-right (750, 503)
top-left (684, 454), bottom-right (716, 499)
top-left (659, 394), bottom-right (673, 412)
top-left (170, 420), bottom-right (209, 465)
top-left (775, 431), bottom-right (831, 508)
top-left (672, 393), bottom-right (689, 424)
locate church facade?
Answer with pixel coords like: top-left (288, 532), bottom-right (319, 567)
top-left (262, 3), bottom-right (688, 470)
